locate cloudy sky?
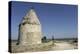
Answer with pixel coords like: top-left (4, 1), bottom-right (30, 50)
top-left (10, 1), bottom-right (78, 40)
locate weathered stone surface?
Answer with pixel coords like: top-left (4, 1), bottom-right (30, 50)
top-left (18, 8), bottom-right (42, 45)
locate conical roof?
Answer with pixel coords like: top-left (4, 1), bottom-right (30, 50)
top-left (22, 8), bottom-right (40, 25)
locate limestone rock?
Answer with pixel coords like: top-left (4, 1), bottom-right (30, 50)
top-left (18, 8), bottom-right (42, 45)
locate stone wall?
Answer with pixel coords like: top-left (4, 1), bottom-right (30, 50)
top-left (19, 24), bottom-right (42, 45)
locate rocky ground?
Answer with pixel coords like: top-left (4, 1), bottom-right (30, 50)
top-left (9, 40), bottom-right (78, 53)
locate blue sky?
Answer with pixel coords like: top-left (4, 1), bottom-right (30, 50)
top-left (11, 1), bottom-right (78, 40)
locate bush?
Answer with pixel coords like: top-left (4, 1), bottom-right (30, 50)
top-left (42, 36), bottom-right (47, 43)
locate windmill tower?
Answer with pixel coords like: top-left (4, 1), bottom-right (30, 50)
top-left (18, 8), bottom-right (42, 45)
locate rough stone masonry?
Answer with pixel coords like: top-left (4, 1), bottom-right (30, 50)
top-left (17, 8), bottom-right (42, 45)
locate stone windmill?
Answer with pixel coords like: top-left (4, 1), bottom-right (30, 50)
top-left (17, 8), bottom-right (42, 45)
